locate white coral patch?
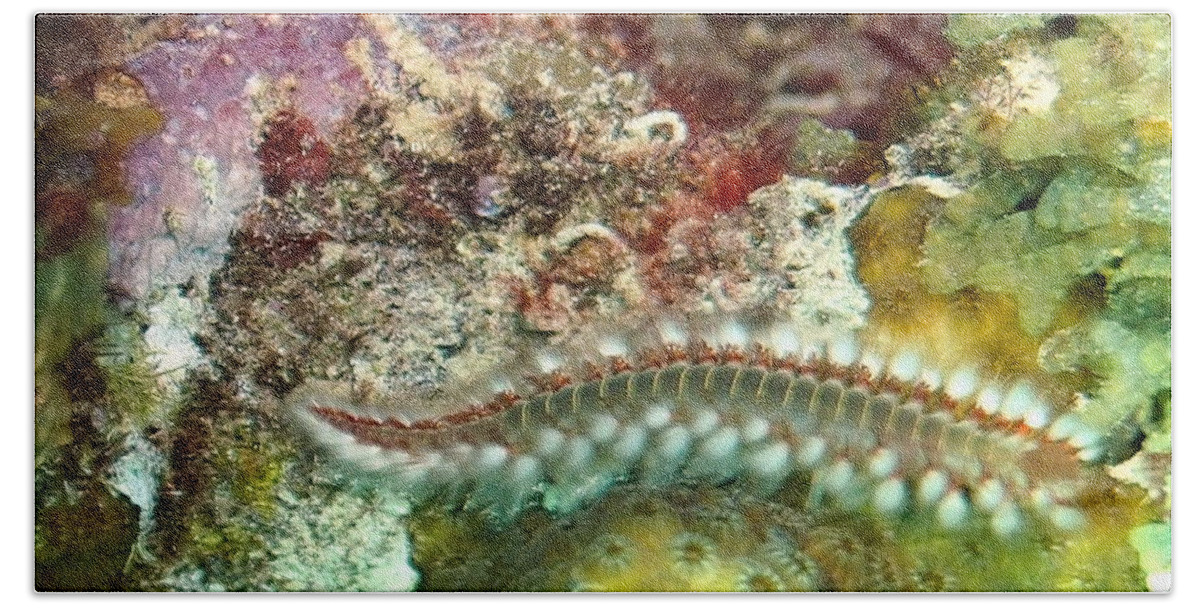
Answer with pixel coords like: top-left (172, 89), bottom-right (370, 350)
top-left (1000, 52), bottom-right (1060, 114)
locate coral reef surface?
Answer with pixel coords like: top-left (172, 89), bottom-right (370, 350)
top-left (34, 13), bottom-right (1169, 592)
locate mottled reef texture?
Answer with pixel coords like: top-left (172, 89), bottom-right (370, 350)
top-left (35, 14), bottom-right (1169, 591)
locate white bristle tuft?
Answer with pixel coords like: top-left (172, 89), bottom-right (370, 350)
top-left (918, 470), bottom-right (950, 504)
top-left (536, 350), bottom-right (565, 373)
top-left (860, 351), bottom-right (886, 378)
top-left (589, 414), bottom-right (619, 443)
top-left (990, 501), bottom-right (1023, 536)
top-left (447, 443), bottom-right (475, 465)
top-left (656, 425), bottom-right (691, 463)
top-left (1023, 401), bottom-right (1050, 429)
top-left (697, 427), bottom-right (740, 463)
top-left (745, 441), bottom-right (790, 478)
top-left (1049, 505), bottom-right (1086, 530)
top-left (560, 436), bottom-right (595, 475)
top-left (1077, 446), bottom-right (1104, 462)
top-left (822, 459), bottom-right (855, 494)
top-left (643, 404), bottom-right (673, 430)
top-left (1047, 484), bottom-right (1079, 503)
top-left (888, 351), bottom-right (922, 382)
top-left (713, 320), bottom-right (751, 349)
top-left (428, 457), bottom-right (463, 486)
top-left (641, 425), bottom-right (691, 484)
top-left (1067, 426), bottom-right (1102, 450)
top-left (828, 336), bottom-right (859, 367)
top-left (918, 368), bottom-right (943, 391)
top-left (657, 319), bottom-right (688, 346)
top-left (1000, 382), bottom-right (1036, 420)
top-left (536, 428), bottom-right (566, 458)
top-left (509, 454), bottom-right (542, 486)
top-left (873, 478), bottom-right (908, 514)
top-left (392, 462), bottom-right (435, 486)
top-left (767, 324), bottom-right (803, 357)
top-left (1047, 414), bottom-right (1081, 441)
top-left (348, 444), bottom-right (386, 469)
top-left (976, 478), bottom-right (1007, 512)
top-left (740, 418), bottom-right (771, 443)
top-left (796, 436), bottom-right (827, 468)
top-left (475, 444), bottom-right (509, 474)
top-left (490, 376), bottom-right (517, 394)
top-left (976, 384), bottom-right (1003, 415)
top-left (798, 342), bottom-right (825, 361)
top-left (937, 490), bottom-right (970, 528)
top-left (611, 426), bottom-right (648, 464)
top-left (1028, 487), bottom-right (1054, 512)
top-left (597, 334), bottom-right (630, 358)
top-left (319, 423), bottom-right (362, 448)
top-left (743, 441), bottom-right (791, 496)
top-left (868, 448), bottom-right (899, 478)
top-left (690, 409), bottom-right (721, 435)
top-left (945, 367), bottom-right (980, 399)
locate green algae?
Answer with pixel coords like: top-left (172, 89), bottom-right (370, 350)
top-left (789, 119), bottom-right (862, 181)
top-left (945, 14), bottom-right (1051, 48)
top-left (858, 16), bottom-right (1171, 589)
top-left (35, 486), bottom-right (140, 591)
top-left (1130, 523), bottom-right (1171, 589)
top-left (34, 241), bottom-right (108, 455)
top-left (912, 14), bottom-right (1171, 446)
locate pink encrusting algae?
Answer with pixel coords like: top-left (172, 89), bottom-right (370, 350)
top-left (290, 311), bottom-right (1104, 534)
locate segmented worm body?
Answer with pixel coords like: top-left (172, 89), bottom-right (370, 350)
top-left (290, 313), bottom-right (1103, 534)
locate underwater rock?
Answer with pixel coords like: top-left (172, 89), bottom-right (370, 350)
top-left (110, 14), bottom-right (380, 300)
top-left (746, 176), bottom-right (871, 339)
